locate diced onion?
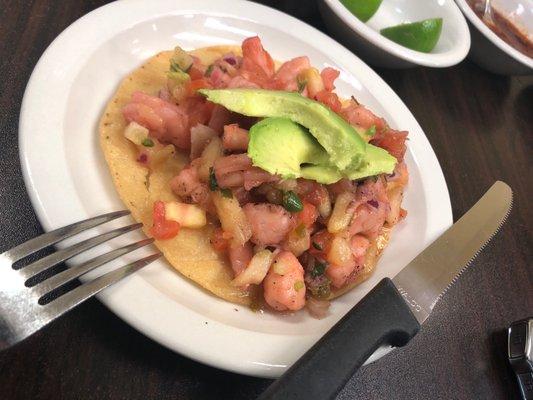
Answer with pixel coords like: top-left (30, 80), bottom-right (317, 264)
top-left (150, 144), bottom-right (175, 166)
top-left (298, 68), bottom-right (324, 97)
top-left (231, 249), bottom-right (275, 287)
top-left (212, 191), bottom-right (252, 247)
top-left (124, 121), bottom-right (149, 145)
top-left (164, 202), bottom-right (206, 228)
top-left (327, 192), bottom-right (356, 233)
top-left (306, 296), bottom-right (331, 319)
top-left (197, 136), bottom-right (223, 182)
top-left (386, 186), bottom-right (403, 226)
top-left (318, 193), bottom-right (332, 218)
top-left (327, 235), bottom-right (354, 268)
top-left (284, 226), bottom-right (311, 257)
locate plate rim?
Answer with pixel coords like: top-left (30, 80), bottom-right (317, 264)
top-left (18, 0), bottom-right (453, 378)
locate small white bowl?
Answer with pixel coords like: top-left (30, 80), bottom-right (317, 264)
top-left (319, 0), bottom-right (471, 68)
top-left (454, 0), bottom-right (533, 75)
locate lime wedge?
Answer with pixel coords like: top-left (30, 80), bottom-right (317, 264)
top-left (340, 0), bottom-right (383, 22)
top-left (380, 18), bottom-right (443, 53)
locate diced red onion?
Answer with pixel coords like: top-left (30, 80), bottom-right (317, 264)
top-left (306, 297), bottom-right (330, 319)
top-left (367, 199), bottom-right (379, 208)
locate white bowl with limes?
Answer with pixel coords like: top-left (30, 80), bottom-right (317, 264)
top-left (319, 0), bottom-right (471, 68)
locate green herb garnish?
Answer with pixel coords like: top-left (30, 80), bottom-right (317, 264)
top-left (221, 188), bottom-right (233, 198)
top-left (282, 191), bottom-right (303, 212)
top-left (297, 78), bottom-right (307, 93)
top-left (311, 262), bottom-right (327, 278)
top-left (312, 241), bottom-right (323, 251)
top-left (141, 138), bottom-right (154, 147)
top-left (209, 167), bottom-right (219, 191)
top-left (366, 125), bottom-right (376, 137)
top-left (205, 64), bottom-right (214, 77)
top-left (310, 280), bottom-right (331, 299)
top-left (170, 59), bottom-right (180, 73)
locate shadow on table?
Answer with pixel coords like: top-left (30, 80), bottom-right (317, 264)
top-left (89, 300), bottom-right (271, 399)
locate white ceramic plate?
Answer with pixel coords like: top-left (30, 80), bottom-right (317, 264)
top-left (19, 0), bottom-right (452, 378)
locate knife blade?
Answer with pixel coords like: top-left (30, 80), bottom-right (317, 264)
top-left (259, 181), bottom-right (513, 400)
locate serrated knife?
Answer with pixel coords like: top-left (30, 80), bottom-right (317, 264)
top-left (259, 181), bottom-right (513, 400)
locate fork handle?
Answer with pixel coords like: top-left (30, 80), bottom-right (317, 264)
top-left (257, 278), bottom-right (420, 400)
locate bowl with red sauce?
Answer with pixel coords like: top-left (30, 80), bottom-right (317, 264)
top-left (455, 0), bottom-right (533, 74)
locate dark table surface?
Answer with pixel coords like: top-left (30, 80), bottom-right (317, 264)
top-left (0, 0), bottom-right (531, 399)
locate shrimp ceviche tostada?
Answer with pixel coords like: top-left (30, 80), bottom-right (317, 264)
top-left (99, 36), bottom-right (409, 317)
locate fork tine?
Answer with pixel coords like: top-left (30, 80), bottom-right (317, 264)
top-left (20, 223), bottom-right (143, 280)
top-left (5, 210), bottom-right (130, 261)
top-left (43, 253), bottom-right (161, 320)
top-left (32, 238), bottom-right (155, 297)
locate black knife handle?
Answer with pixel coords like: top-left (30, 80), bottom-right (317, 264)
top-left (258, 278), bottom-right (420, 400)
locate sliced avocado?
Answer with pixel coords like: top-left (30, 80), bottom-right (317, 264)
top-left (345, 145), bottom-right (396, 179)
top-left (199, 88), bottom-right (397, 182)
top-left (199, 89), bottom-right (365, 170)
top-left (301, 165), bottom-right (343, 183)
top-left (248, 117), bottom-right (340, 184)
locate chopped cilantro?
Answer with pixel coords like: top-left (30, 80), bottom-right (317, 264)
top-left (297, 79), bottom-right (307, 93)
top-left (141, 138), bottom-right (154, 147)
top-left (365, 125), bottom-right (376, 137)
top-left (221, 188), bottom-right (233, 198)
top-left (311, 262), bottom-right (327, 278)
top-left (312, 241), bottom-right (323, 251)
top-left (209, 167), bottom-right (218, 191)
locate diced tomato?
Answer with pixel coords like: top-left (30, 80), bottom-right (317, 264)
top-left (370, 128), bottom-right (408, 162)
top-left (301, 182), bottom-right (329, 208)
top-left (150, 200), bottom-right (181, 240)
top-left (241, 36), bottom-right (275, 78)
top-left (211, 227), bottom-right (230, 251)
top-left (188, 65), bottom-right (205, 80)
top-left (297, 201), bottom-right (318, 227)
top-left (320, 67), bottom-right (340, 91)
top-left (315, 90), bottom-right (342, 113)
top-left (188, 78), bottom-right (210, 93)
top-left (309, 229), bottom-right (333, 259)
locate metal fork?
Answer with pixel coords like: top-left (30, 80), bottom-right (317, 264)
top-left (0, 210), bottom-right (161, 351)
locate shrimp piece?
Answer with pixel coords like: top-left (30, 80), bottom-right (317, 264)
top-left (243, 203), bottom-right (294, 246)
top-left (123, 91), bottom-right (190, 149)
top-left (326, 263), bottom-right (357, 289)
top-left (214, 154), bottom-right (252, 176)
top-left (170, 167), bottom-right (200, 198)
top-left (229, 241), bottom-right (253, 276)
top-left (269, 56), bottom-right (310, 91)
top-left (222, 124), bottom-right (249, 152)
top-left (349, 202), bottom-right (389, 239)
top-left (207, 105), bottom-right (231, 134)
top-left (122, 102), bottom-right (165, 133)
top-left (263, 251), bottom-right (306, 311)
top-left (243, 167), bottom-right (279, 191)
top-left (350, 234), bottom-right (370, 265)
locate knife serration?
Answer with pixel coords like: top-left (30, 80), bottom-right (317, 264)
top-left (392, 181), bottom-right (512, 325)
